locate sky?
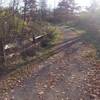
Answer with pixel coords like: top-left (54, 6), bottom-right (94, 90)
top-left (1, 0), bottom-right (99, 9)
top-left (48, 0), bottom-right (92, 9)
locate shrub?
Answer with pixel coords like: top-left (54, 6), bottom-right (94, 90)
top-left (40, 26), bottom-right (62, 48)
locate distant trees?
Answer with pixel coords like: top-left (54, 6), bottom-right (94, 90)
top-left (53, 0), bottom-right (77, 22)
top-left (39, 0), bottom-right (47, 20)
top-left (44, 0), bottom-right (79, 23)
top-left (77, 0), bottom-right (100, 32)
top-left (58, 0), bottom-right (75, 13)
top-left (87, 0), bottom-right (98, 13)
top-left (23, 0), bottom-right (36, 21)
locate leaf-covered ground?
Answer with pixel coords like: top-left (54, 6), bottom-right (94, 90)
top-left (2, 42), bottom-right (99, 100)
top-left (0, 27), bottom-right (100, 100)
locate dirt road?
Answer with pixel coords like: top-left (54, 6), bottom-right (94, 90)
top-left (1, 27), bottom-right (99, 100)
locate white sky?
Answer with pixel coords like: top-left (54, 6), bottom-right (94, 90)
top-left (1, 0), bottom-right (99, 9)
top-left (75, 0), bottom-right (92, 7)
top-left (48, 0), bottom-right (92, 9)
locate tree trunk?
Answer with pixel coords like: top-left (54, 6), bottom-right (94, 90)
top-left (0, 38), bottom-right (5, 66)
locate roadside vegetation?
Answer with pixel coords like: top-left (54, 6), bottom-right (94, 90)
top-left (63, 1), bottom-right (100, 59)
top-left (0, 0), bottom-right (100, 99)
top-left (0, 1), bottom-right (99, 71)
top-left (0, 0), bottom-right (99, 79)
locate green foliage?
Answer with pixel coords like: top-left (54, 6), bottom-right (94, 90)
top-left (40, 26), bottom-right (62, 48)
top-left (0, 8), bottom-right (25, 37)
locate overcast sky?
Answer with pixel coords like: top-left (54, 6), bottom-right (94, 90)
top-left (1, 0), bottom-right (98, 9)
top-left (48, 0), bottom-right (92, 9)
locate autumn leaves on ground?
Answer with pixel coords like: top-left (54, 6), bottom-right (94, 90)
top-left (0, 26), bottom-right (99, 100)
top-left (0, 0), bottom-right (100, 100)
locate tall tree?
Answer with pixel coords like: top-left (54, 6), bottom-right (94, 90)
top-left (23, 0), bottom-right (37, 22)
top-left (39, 0), bottom-right (47, 20)
top-left (55, 0), bottom-right (76, 22)
top-left (58, 0), bottom-right (75, 13)
top-left (87, 0), bottom-right (98, 13)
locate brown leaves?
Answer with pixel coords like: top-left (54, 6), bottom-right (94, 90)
top-left (38, 91), bottom-right (44, 95)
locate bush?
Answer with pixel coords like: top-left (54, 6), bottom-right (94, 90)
top-left (40, 38), bottom-right (50, 48)
top-left (40, 26), bottom-right (62, 48)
